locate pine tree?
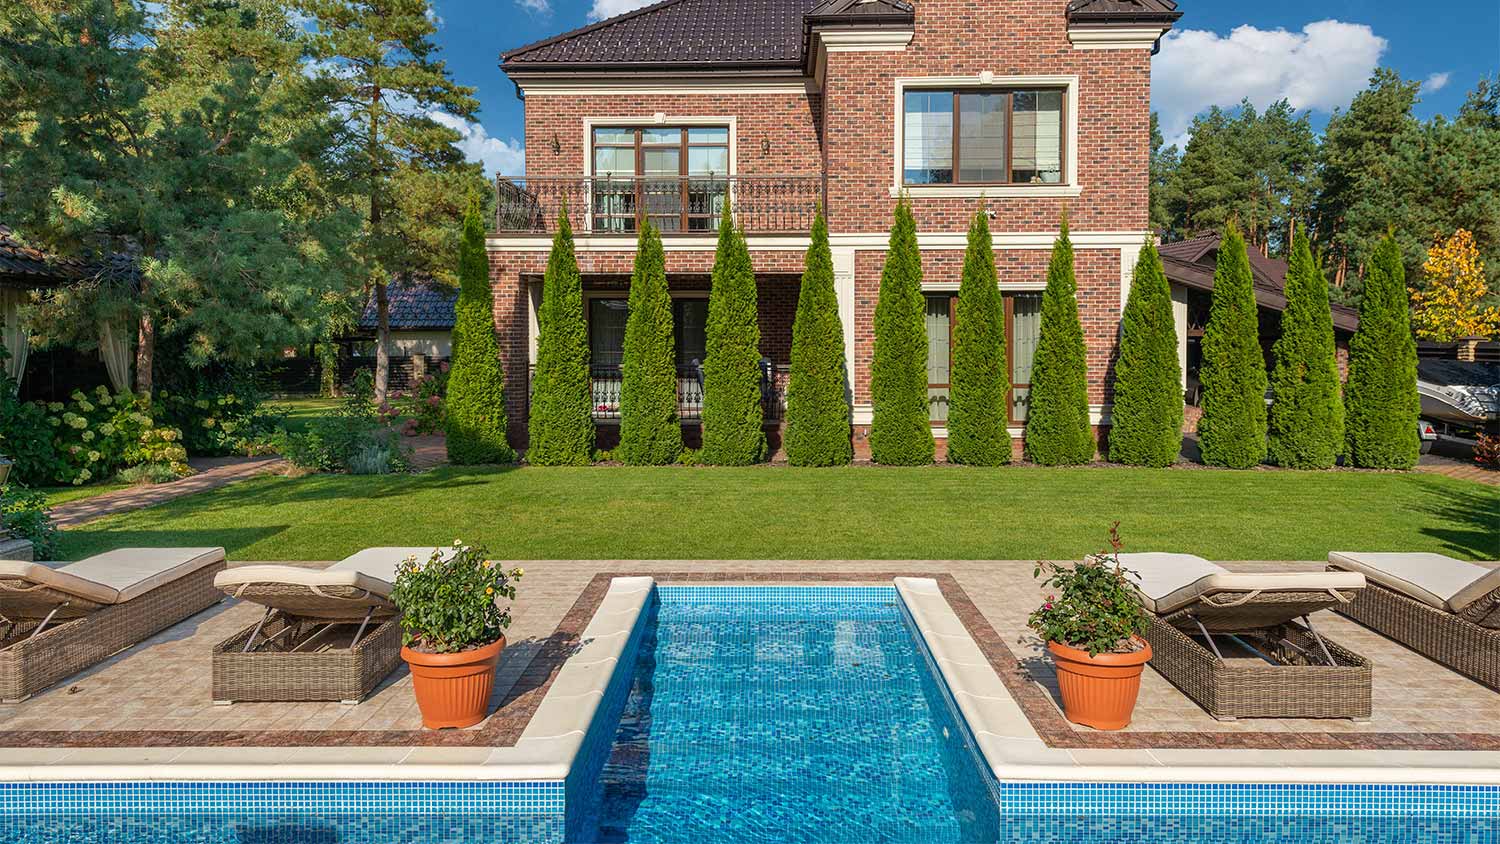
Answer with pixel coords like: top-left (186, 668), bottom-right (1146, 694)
top-left (1025, 215), bottom-right (1095, 465)
top-left (617, 221), bottom-right (683, 465)
top-left (700, 202), bottom-right (766, 465)
top-left (1109, 240), bottom-right (1183, 467)
top-left (869, 196), bottom-right (934, 465)
top-left (784, 210), bottom-right (852, 466)
top-left (445, 201), bottom-right (515, 464)
top-left (526, 210), bottom-right (594, 465)
top-left (947, 205), bottom-right (1010, 466)
top-left (1345, 233), bottom-right (1421, 468)
top-left (1198, 222), bottom-right (1268, 468)
top-left (1267, 225), bottom-right (1345, 468)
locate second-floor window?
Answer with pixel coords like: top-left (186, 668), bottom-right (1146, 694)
top-left (903, 90), bottom-right (1064, 186)
top-left (591, 126), bottom-right (730, 233)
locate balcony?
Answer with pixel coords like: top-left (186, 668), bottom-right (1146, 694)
top-left (494, 175), bottom-right (823, 236)
top-left (527, 363), bottom-right (786, 423)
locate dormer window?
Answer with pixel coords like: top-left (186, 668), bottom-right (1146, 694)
top-left (902, 89), bottom-right (1064, 186)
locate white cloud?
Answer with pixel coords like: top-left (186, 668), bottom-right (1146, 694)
top-left (588, 0), bottom-right (654, 22)
top-left (1424, 72), bottom-right (1452, 93)
top-left (1152, 20), bottom-right (1387, 147)
top-left (428, 111), bottom-right (525, 176)
top-left (517, 0), bottom-right (552, 14)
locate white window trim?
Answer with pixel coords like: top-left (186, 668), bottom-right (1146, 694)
top-left (891, 75), bottom-right (1081, 198)
top-left (581, 117), bottom-right (738, 234)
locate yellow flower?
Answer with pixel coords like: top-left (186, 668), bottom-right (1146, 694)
top-left (485, 586), bottom-right (494, 596)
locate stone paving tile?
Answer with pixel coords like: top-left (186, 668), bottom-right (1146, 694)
top-left (1415, 455), bottom-right (1500, 486)
top-left (0, 560), bottom-right (1495, 751)
top-left (49, 456), bottom-right (287, 528)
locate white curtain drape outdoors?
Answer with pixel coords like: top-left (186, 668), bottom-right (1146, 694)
top-left (99, 320), bottom-right (133, 393)
top-left (1, 288), bottom-right (29, 388)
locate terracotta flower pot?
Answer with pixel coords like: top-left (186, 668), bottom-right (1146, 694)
top-left (1047, 637), bottom-right (1152, 731)
top-left (402, 636), bottom-right (505, 729)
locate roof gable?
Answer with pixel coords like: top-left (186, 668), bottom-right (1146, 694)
top-left (1158, 233), bottom-right (1360, 333)
top-left (359, 279), bottom-right (458, 332)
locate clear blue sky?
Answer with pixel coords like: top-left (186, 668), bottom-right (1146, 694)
top-left (427, 0), bottom-right (1500, 174)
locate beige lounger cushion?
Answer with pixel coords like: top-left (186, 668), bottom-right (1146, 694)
top-left (327, 546), bottom-right (450, 583)
top-left (1329, 551), bottom-right (1499, 613)
top-left (0, 547), bottom-right (225, 609)
top-left (1119, 553), bottom-right (1365, 615)
top-left (214, 564), bottom-right (395, 599)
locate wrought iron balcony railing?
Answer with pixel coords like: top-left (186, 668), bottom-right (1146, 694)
top-left (495, 175), bottom-right (823, 236)
top-left (526, 363), bottom-right (785, 423)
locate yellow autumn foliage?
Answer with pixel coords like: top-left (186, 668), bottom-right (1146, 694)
top-left (1409, 229), bottom-right (1500, 342)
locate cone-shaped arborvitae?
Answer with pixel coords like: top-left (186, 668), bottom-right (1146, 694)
top-left (1197, 222), bottom-right (1268, 468)
top-left (618, 220), bottom-right (683, 465)
top-left (1024, 214), bottom-right (1095, 465)
top-left (526, 209), bottom-right (595, 464)
top-left (700, 201), bottom-right (766, 465)
top-left (445, 200), bottom-right (516, 464)
top-left (1344, 233), bottom-right (1421, 468)
top-left (784, 210), bottom-right (853, 466)
top-left (947, 204), bottom-right (1010, 466)
top-left (1267, 224), bottom-right (1345, 468)
top-left (869, 195), bottom-right (935, 465)
top-left (1108, 239), bottom-right (1183, 467)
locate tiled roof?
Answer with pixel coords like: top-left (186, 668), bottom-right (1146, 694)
top-left (805, 0), bottom-right (914, 25)
top-left (1158, 233), bottom-right (1360, 333)
top-left (0, 224), bottom-right (136, 287)
top-left (359, 278), bottom-right (458, 332)
top-left (503, 0), bottom-right (822, 70)
top-left (1066, 0), bottom-right (1182, 25)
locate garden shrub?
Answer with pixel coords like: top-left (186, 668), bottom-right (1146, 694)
top-left (869, 196), bottom-right (934, 465)
top-left (115, 462), bottom-right (186, 485)
top-left (276, 372), bottom-right (409, 473)
top-left (1197, 222), bottom-right (1268, 469)
top-left (0, 484), bottom-right (57, 559)
top-left (446, 201), bottom-right (515, 464)
top-left (527, 209), bottom-right (595, 465)
top-left (1025, 215), bottom-right (1095, 465)
top-left (618, 220), bottom-right (684, 465)
top-left (395, 363), bottom-right (448, 436)
top-left (1344, 233), bottom-right (1421, 468)
top-left (701, 202), bottom-right (767, 465)
top-left (1108, 240), bottom-right (1183, 467)
top-left (947, 204), bottom-right (1010, 466)
top-left (1267, 225), bottom-right (1345, 468)
top-left (0, 376), bottom-right (64, 485)
top-left (784, 209), bottom-right (852, 467)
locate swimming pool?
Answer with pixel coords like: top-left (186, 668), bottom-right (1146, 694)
top-left (2, 583), bottom-right (1495, 843)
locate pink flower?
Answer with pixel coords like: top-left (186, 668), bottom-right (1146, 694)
top-left (439, 361), bottom-right (450, 373)
top-left (427, 395), bottom-right (441, 407)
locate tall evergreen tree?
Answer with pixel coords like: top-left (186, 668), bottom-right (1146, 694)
top-left (299, 0), bottom-right (482, 402)
top-left (617, 221), bottom-right (682, 465)
top-left (527, 210), bottom-right (593, 465)
top-left (1198, 222), bottom-right (1268, 468)
top-left (1024, 215), bottom-right (1094, 465)
top-left (1267, 225), bottom-right (1344, 468)
top-left (1109, 240), bottom-right (1183, 467)
top-left (783, 210), bottom-right (852, 467)
top-left (445, 200), bottom-right (514, 464)
top-left (700, 202), bottom-right (766, 465)
top-left (947, 205), bottom-right (1010, 466)
top-left (1345, 233), bottom-right (1421, 468)
top-left (869, 196), bottom-right (934, 465)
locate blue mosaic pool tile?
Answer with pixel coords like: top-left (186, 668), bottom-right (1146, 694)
top-left (655, 585), bottom-right (897, 604)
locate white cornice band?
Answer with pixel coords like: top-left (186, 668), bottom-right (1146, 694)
top-left (1066, 26), bottom-right (1168, 50)
top-left (487, 231), bottom-right (1151, 253)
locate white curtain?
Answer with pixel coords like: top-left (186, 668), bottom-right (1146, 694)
top-left (1, 288), bottom-right (29, 388)
top-left (99, 319), bottom-right (133, 393)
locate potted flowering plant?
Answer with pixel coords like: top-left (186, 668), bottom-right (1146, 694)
top-left (1027, 523), bottom-right (1150, 730)
top-left (392, 542), bottom-right (524, 729)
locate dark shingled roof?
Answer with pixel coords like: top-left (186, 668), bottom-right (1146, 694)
top-left (503, 0), bottom-right (822, 70)
top-left (1158, 233), bottom-right (1360, 333)
top-left (0, 224), bottom-right (137, 288)
top-left (359, 278), bottom-right (458, 332)
top-left (1066, 0), bottom-right (1182, 25)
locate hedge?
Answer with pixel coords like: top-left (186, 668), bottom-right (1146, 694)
top-left (1024, 215), bottom-right (1095, 465)
top-left (1345, 233), bottom-right (1421, 468)
top-left (1108, 239), bottom-right (1183, 467)
top-left (784, 209), bottom-right (853, 466)
top-left (445, 201), bottom-right (516, 465)
top-left (617, 220), bottom-right (684, 465)
top-left (1267, 224), bottom-right (1345, 469)
top-left (869, 195), bottom-right (934, 465)
top-left (700, 202), bottom-right (766, 465)
top-left (1197, 222), bottom-right (1268, 469)
top-left (526, 209), bottom-right (595, 465)
top-left (947, 204), bottom-right (1010, 466)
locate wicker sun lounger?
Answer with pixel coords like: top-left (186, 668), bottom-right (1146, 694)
top-left (1328, 552), bottom-right (1500, 691)
top-left (0, 548), bottom-right (226, 702)
top-left (211, 547), bottom-right (447, 704)
top-left (1118, 553), bottom-right (1371, 721)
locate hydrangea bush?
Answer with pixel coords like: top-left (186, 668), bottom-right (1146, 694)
top-left (393, 363), bottom-right (448, 436)
top-left (392, 542), bottom-right (524, 654)
top-left (44, 387), bottom-right (190, 485)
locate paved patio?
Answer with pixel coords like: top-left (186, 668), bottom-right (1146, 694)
top-left (1, 560), bottom-right (1496, 751)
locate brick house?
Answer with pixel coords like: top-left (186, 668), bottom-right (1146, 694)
top-left (488, 0), bottom-right (1182, 455)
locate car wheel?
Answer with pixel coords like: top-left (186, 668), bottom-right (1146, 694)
top-left (1419, 439), bottom-right (1434, 454)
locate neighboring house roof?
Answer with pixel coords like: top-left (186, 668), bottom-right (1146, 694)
top-left (0, 224), bottom-right (137, 288)
top-left (358, 278), bottom-right (458, 332)
top-left (1158, 233), bottom-right (1361, 334)
top-left (1066, 0), bottom-right (1182, 25)
top-left (502, 0), bottom-right (822, 72)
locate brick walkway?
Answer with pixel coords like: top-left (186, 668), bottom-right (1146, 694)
top-left (1415, 455), bottom-right (1500, 486)
top-left (49, 456), bottom-right (286, 528)
top-left (406, 434), bottom-right (448, 471)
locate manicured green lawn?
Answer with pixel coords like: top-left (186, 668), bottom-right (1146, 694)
top-left (54, 465), bottom-right (1499, 563)
top-left (266, 396), bottom-right (341, 434)
top-left (40, 481), bottom-right (132, 508)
